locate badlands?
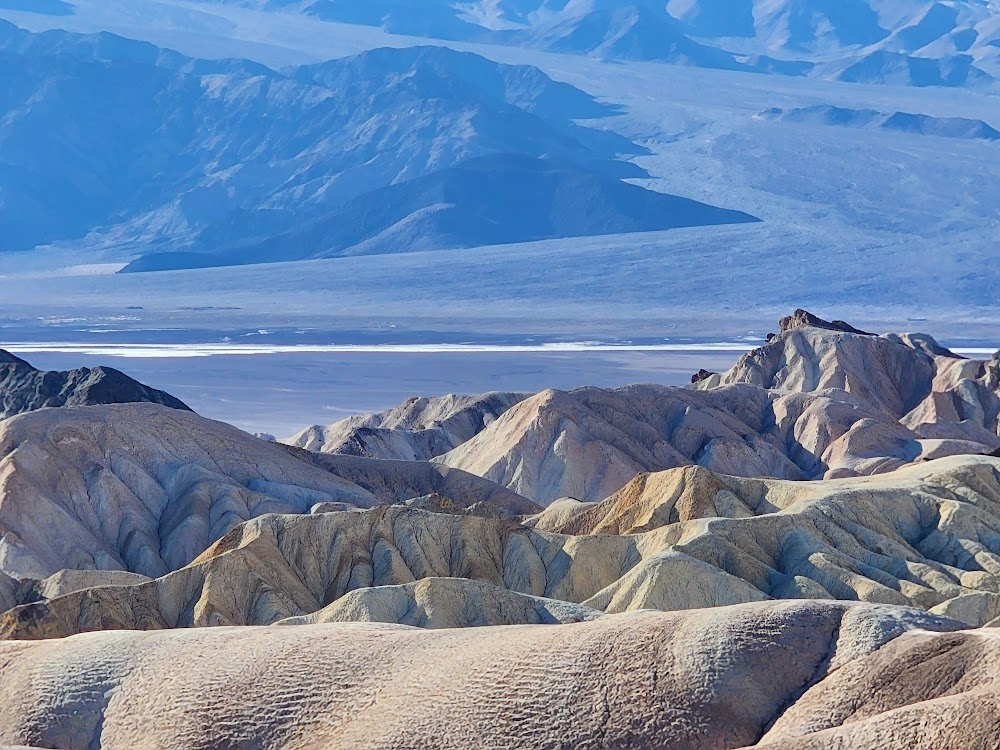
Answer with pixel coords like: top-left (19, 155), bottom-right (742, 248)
top-left (3, 312), bottom-right (1000, 748)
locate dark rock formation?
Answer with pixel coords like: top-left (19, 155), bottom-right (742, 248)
top-left (0, 349), bottom-right (190, 419)
top-left (691, 369), bottom-right (717, 384)
top-left (778, 309), bottom-right (875, 335)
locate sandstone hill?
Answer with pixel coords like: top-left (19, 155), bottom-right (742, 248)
top-left (289, 313), bottom-right (1000, 507)
top-left (288, 391), bottom-right (526, 460)
top-left (0, 403), bottom-right (536, 581)
top-left (434, 313), bottom-right (1000, 504)
top-left (276, 577), bottom-right (603, 629)
top-left (0, 348), bottom-right (189, 419)
top-left (0, 601), bottom-right (991, 750)
top-left (8, 454), bottom-right (1000, 640)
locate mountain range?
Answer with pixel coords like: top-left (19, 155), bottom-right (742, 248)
top-left (189, 0), bottom-right (1000, 85)
top-left (0, 21), bottom-right (757, 268)
top-left (0, 2), bottom-right (997, 286)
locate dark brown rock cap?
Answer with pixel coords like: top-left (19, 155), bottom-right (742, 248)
top-left (778, 309), bottom-right (875, 336)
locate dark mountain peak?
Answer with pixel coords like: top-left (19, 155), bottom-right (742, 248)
top-left (0, 356), bottom-right (190, 420)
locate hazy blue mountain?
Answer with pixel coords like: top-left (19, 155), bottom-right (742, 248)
top-left (120, 155), bottom-right (759, 272)
top-left (189, 0), bottom-right (1000, 87)
top-left (199, 0), bottom-right (754, 70)
top-left (757, 105), bottom-right (1000, 141)
top-left (670, 0), bottom-right (998, 86)
top-left (671, 0), bottom-right (989, 49)
top-left (0, 23), bottom-right (652, 254)
top-left (305, 0), bottom-right (490, 39)
top-left (518, 4), bottom-right (750, 68)
top-left (752, 0), bottom-right (890, 50)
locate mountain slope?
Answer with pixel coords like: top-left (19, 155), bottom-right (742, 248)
top-left (521, 3), bottom-right (752, 68)
top-left (276, 577), bottom-right (603, 628)
top-left (11, 453), bottom-right (1000, 639)
top-left (288, 392), bottom-right (527, 460)
top-left (671, 0), bottom-right (1000, 86)
top-left (184, 0), bottom-right (1000, 87)
top-left (426, 314), bottom-right (1000, 504)
top-left (121, 154), bottom-right (759, 271)
top-left (0, 24), bottom-right (650, 257)
top-left (757, 105), bottom-right (1000, 140)
top-left (200, 0), bottom-right (753, 68)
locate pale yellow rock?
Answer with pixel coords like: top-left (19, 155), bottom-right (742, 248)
top-left (929, 591), bottom-right (1000, 627)
top-left (0, 507), bottom-right (642, 638)
top-left (582, 550), bottom-right (771, 613)
top-left (528, 465), bottom-right (756, 535)
top-left (10, 455), bottom-right (1000, 639)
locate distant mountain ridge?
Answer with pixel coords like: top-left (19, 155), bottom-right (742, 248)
top-left (121, 154), bottom-right (759, 272)
top-left (186, 0), bottom-right (1000, 87)
top-left (756, 105), bottom-right (1000, 140)
top-left (0, 21), bottom-right (758, 270)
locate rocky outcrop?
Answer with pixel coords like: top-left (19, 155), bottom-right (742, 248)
top-left (16, 570), bottom-right (152, 605)
top-left (778, 308), bottom-right (875, 336)
top-left (0, 505), bottom-right (634, 637)
top-left (526, 465), bottom-right (750, 536)
top-left (288, 392), bottom-right (526, 460)
top-left (0, 349), bottom-right (189, 419)
top-left (701, 323), bottom-right (942, 416)
top-left (434, 381), bottom-right (994, 505)
top-left (0, 601), bottom-right (975, 750)
top-left (751, 622), bottom-right (1000, 748)
top-left (691, 368), bottom-right (717, 384)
